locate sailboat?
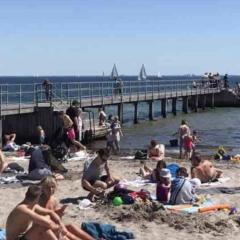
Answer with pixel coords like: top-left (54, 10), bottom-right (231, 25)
top-left (110, 64), bottom-right (119, 80)
top-left (138, 64), bottom-right (147, 81)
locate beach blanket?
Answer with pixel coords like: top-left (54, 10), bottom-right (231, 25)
top-left (81, 222), bottom-right (135, 240)
top-left (68, 152), bottom-right (95, 162)
top-left (120, 177), bottom-right (155, 188)
top-left (0, 176), bottom-right (20, 184)
top-left (0, 229), bottom-right (6, 240)
top-left (165, 198), bottom-right (214, 214)
top-left (200, 177), bottom-right (230, 187)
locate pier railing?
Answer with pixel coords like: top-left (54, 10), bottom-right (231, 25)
top-left (0, 79), bottom-right (222, 115)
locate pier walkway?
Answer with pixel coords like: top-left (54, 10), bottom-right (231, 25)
top-left (0, 79), bottom-right (221, 116)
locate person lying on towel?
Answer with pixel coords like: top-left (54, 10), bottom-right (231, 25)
top-left (191, 153), bottom-right (222, 183)
top-left (82, 148), bottom-right (120, 201)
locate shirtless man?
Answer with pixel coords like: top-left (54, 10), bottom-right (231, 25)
top-left (178, 120), bottom-right (191, 159)
top-left (6, 185), bottom-right (66, 240)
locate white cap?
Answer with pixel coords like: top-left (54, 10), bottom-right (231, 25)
top-left (159, 168), bottom-right (172, 178)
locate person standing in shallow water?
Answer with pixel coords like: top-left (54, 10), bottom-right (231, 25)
top-left (178, 120), bottom-right (191, 159)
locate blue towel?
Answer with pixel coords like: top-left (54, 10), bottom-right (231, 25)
top-left (0, 229), bottom-right (6, 240)
top-left (81, 222), bottom-right (135, 240)
top-left (167, 163), bottom-right (179, 178)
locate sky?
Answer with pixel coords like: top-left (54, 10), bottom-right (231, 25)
top-left (0, 0), bottom-right (240, 76)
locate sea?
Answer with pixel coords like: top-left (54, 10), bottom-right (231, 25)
top-left (1, 75), bottom-right (240, 156)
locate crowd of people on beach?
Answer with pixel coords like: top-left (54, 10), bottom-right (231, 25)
top-left (0, 96), bottom-right (229, 240)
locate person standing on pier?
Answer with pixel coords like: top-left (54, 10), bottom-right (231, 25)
top-left (42, 79), bottom-right (52, 102)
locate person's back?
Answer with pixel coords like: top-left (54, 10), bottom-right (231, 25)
top-left (169, 177), bottom-right (195, 205)
top-left (6, 203), bottom-right (34, 240)
top-left (192, 160), bottom-right (222, 183)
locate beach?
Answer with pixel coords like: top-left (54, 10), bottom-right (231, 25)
top-left (1, 152), bottom-right (240, 240)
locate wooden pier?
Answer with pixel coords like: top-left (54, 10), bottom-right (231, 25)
top-left (0, 79), bottom-right (222, 144)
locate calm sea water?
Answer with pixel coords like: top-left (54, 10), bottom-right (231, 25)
top-left (1, 75), bottom-right (240, 155)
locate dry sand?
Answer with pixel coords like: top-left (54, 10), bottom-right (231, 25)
top-left (1, 154), bottom-right (240, 240)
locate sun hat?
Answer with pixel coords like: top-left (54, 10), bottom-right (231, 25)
top-left (159, 168), bottom-right (172, 178)
top-left (190, 178), bottom-right (201, 187)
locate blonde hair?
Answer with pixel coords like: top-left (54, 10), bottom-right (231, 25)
top-left (40, 176), bottom-right (57, 189)
top-left (0, 150), bottom-right (5, 172)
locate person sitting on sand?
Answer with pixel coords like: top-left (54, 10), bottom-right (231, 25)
top-left (28, 146), bottom-right (64, 180)
top-left (82, 149), bottom-right (120, 201)
top-left (169, 167), bottom-right (197, 205)
top-left (6, 185), bottom-right (66, 240)
top-left (0, 150), bottom-right (24, 174)
top-left (39, 176), bottom-right (94, 240)
top-left (148, 140), bottom-right (164, 161)
top-left (191, 153), bottom-right (222, 183)
top-left (156, 168), bottom-right (172, 204)
top-left (2, 133), bottom-right (20, 151)
top-left (0, 150), bottom-right (8, 174)
top-left (139, 160), bottom-right (167, 182)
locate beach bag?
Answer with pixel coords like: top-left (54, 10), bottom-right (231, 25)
top-left (42, 149), bottom-right (68, 173)
top-left (135, 150), bottom-right (147, 160)
top-left (51, 142), bottom-right (68, 160)
top-left (169, 139), bottom-right (178, 147)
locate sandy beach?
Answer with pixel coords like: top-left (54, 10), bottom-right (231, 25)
top-left (1, 152), bottom-right (240, 240)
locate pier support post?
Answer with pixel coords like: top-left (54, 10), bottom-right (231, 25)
top-left (182, 96), bottom-right (189, 114)
top-left (161, 99), bottom-right (167, 118)
top-left (117, 103), bottom-right (123, 123)
top-left (133, 102), bottom-right (138, 124)
top-left (172, 98), bottom-right (177, 116)
top-left (148, 101), bottom-right (154, 121)
top-left (193, 95), bottom-right (198, 112)
top-left (211, 93), bottom-right (215, 108)
top-left (201, 95), bottom-right (207, 110)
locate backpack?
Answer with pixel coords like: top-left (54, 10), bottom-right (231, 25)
top-left (135, 150), bottom-right (148, 160)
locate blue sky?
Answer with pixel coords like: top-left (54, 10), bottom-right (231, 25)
top-left (0, 0), bottom-right (240, 75)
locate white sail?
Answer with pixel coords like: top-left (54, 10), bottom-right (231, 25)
top-left (111, 64), bottom-right (118, 80)
top-left (138, 64), bottom-right (147, 81)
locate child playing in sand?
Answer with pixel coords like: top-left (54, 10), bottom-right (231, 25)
top-left (156, 168), bottom-right (172, 204)
top-left (169, 167), bottom-right (198, 205)
top-left (139, 160), bottom-right (166, 182)
top-left (39, 176), bottom-right (94, 240)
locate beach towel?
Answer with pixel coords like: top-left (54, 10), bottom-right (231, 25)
top-left (120, 178), bottom-right (155, 188)
top-left (166, 163), bottom-right (179, 178)
top-left (0, 176), bottom-right (20, 184)
top-left (0, 229), bottom-right (6, 240)
top-left (81, 222), bottom-right (135, 240)
top-left (165, 198), bottom-right (214, 214)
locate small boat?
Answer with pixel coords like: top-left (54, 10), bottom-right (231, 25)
top-left (110, 64), bottom-right (119, 80)
top-left (138, 64), bottom-right (147, 81)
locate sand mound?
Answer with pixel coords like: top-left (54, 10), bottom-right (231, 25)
top-left (95, 201), bottom-right (240, 236)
